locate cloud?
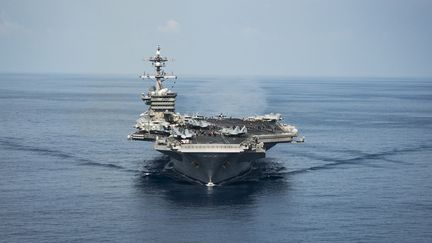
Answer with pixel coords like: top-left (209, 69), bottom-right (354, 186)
top-left (0, 13), bottom-right (26, 35)
top-left (242, 27), bottom-right (260, 35)
top-left (157, 20), bottom-right (180, 33)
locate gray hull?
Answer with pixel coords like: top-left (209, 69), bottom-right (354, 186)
top-left (160, 151), bottom-right (265, 185)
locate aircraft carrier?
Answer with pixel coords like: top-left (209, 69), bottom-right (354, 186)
top-left (128, 46), bottom-right (304, 186)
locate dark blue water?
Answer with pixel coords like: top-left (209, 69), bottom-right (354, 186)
top-left (1, 73), bottom-right (432, 242)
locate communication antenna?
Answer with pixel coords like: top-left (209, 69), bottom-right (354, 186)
top-left (140, 45), bottom-right (177, 91)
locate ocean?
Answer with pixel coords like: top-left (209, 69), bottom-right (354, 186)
top-left (1, 73), bottom-right (431, 242)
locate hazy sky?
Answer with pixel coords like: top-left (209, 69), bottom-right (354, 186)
top-left (1, 0), bottom-right (431, 77)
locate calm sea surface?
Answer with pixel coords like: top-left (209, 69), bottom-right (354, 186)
top-left (1, 74), bottom-right (431, 242)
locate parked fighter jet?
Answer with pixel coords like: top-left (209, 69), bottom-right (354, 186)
top-left (220, 125), bottom-right (248, 136)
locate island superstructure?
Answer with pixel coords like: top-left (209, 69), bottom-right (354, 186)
top-left (129, 46), bottom-right (303, 186)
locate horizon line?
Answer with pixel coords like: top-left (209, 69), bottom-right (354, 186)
top-left (0, 71), bottom-right (431, 80)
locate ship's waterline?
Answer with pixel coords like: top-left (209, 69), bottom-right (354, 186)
top-left (167, 152), bottom-right (265, 185)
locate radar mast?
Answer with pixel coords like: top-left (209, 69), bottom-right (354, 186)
top-left (140, 45), bottom-right (177, 91)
